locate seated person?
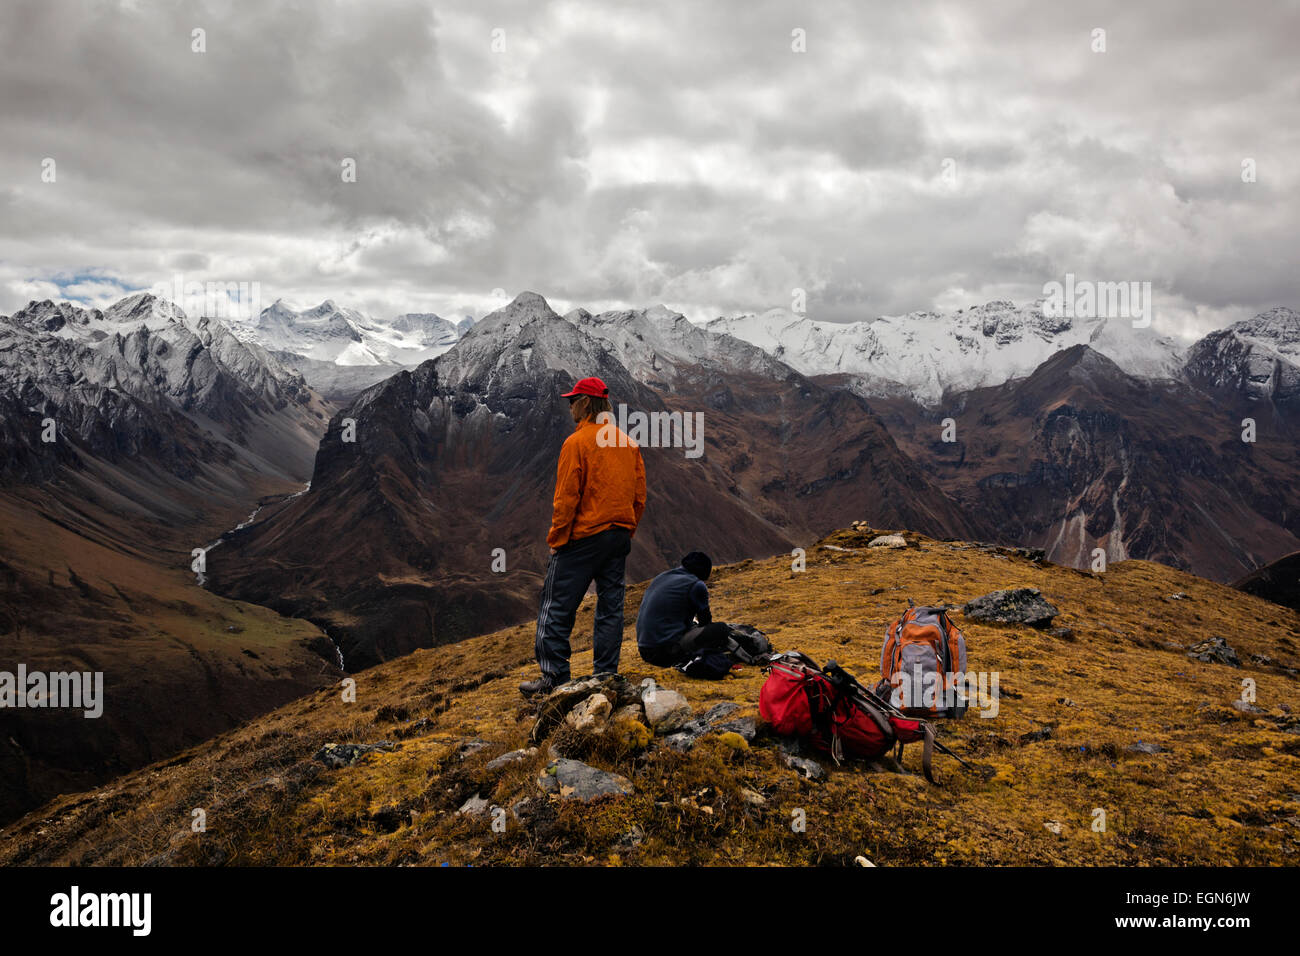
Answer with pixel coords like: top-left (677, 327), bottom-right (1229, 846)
top-left (636, 551), bottom-right (731, 667)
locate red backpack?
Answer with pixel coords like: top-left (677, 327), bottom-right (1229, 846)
top-left (759, 651), bottom-right (937, 782)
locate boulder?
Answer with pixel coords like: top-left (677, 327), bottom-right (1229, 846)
top-left (312, 741), bottom-right (394, 769)
top-left (680, 702), bottom-right (741, 736)
top-left (642, 687), bottom-right (692, 733)
top-left (964, 588), bottom-right (1059, 628)
top-left (1186, 637), bottom-right (1241, 668)
top-left (530, 677), bottom-right (607, 742)
top-left (716, 717), bottom-right (758, 742)
top-left (869, 534), bottom-right (907, 549)
top-left (485, 747), bottom-right (537, 772)
top-left (565, 693), bottom-right (612, 732)
top-left (611, 703), bottom-right (644, 724)
top-left (537, 758), bottom-right (634, 801)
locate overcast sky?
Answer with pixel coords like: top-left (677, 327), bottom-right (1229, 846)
top-left (1, 0), bottom-right (1296, 338)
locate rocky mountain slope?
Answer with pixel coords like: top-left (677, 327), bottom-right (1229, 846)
top-left (209, 293), bottom-right (982, 671)
top-left (870, 345), bottom-right (1300, 583)
top-left (0, 293), bottom-right (340, 825)
top-left (6, 524), bottom-right (1297, 867)
top-left (0, 293), bottom-right (329, 488)
top-left (1184, 307), bottom-right (1300, 409)
top-left (1233, 551), bottom-right (1300, 612)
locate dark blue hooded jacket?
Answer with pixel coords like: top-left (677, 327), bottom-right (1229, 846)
top-left (636, 565), bottom-right (712, 652)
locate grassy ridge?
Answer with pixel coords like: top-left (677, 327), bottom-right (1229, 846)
top-left (4, 526), bottom-right (1298, 866)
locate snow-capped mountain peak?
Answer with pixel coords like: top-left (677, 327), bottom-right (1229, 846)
top-left (228, 298), bottom-right (470, 369)
top-left (706, 300), bottom-right (1185, 405)
top-left (565, 303), bottom-right (791, 384)
top-left (102, 291), bottom-right (188, 329)
top-left (0, 293), bottom-right (314, 430)
top-left (1231, 307), bottom-right (1300, 357)
top-left (434, 291), bottom-right (622, 391)
top-left (1184, 307), bottom-right (1300, 405)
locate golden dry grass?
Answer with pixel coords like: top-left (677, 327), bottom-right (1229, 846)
top-left (4, 526), bottom-right (1299, 866)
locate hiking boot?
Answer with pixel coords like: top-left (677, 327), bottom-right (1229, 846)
top-left (519, 675), bottom-right (558, 697)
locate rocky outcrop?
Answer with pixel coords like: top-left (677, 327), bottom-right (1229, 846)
top-left (1186, 637), bottom-right (1241, 668)
top-left (964, 588), bottom-right (1060, 628)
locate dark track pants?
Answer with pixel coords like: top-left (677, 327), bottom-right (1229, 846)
top-left (639, 621), bottom-right (732, 668)
top-left (535, 527), bottom-right (632, 682)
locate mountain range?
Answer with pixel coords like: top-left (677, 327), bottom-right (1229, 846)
top-left (202, 291), bottom-right (1299, 669)
top-left (1, 286), bottom-right (1296, 827)
top-left (226, 299), bottom-right (475, 401)
top-left (707, 300), bottom-right (1189, 405)
top-left (208, 292), bottom-right (976, 671)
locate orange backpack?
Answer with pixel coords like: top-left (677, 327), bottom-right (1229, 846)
top-left (877, 603), bottom-right (968, 719)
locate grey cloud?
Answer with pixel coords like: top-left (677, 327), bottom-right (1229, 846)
top-left (0, 0), bottom-right (1294, 328)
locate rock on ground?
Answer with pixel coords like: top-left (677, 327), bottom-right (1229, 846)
top-left (642, 686), bottom-right (692, 733)
top-left (538, 758), bottom-right (634, 801)
top-left (1126, 741), bottom-right (1166, 754)
top-left (312, 741), bottom-right (394, 769)
top-left (457, 794), bottom-right (491, 817)
top-left (566, 693), bottom-right (612, 732)
top-left (716, 717), bottom-right (758, 742)
top-left (869, 534), bottom-right (908, 549)
top-left (781, 751), bottom-right (825, 780)
top-left (611, 703), bottom-right (644, 724)
top-left (485, 747), bottom-right (537, 772)
top-left (531, 676), bottom-right (640, 743)
top-left (1186, 637), bottom-right (1241, 668)
top-left (680, 702), bottom-right (740, 736)
top-left (665, 704), bottom-right (759, 752)
top-left (964, 587), bottom-right (1059, 628)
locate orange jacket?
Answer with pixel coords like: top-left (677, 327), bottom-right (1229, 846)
top-left (548, 418), bottom-right (646, 549)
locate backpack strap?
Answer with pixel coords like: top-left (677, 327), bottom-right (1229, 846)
top-left (894, 723), bottom-right (938, 784)
top-left (802, 671), bottom-right (841, 764)
top-left (921, 723), bottom-right (936, 784)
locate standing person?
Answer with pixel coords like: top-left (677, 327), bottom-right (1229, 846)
top-left (520, 376), bottom-right (647, 696)
top-left (636, 552), bottom-right (731, 667)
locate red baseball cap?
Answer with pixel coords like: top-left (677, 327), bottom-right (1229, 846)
top-left (561, 376), bottom-right (609, 398)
